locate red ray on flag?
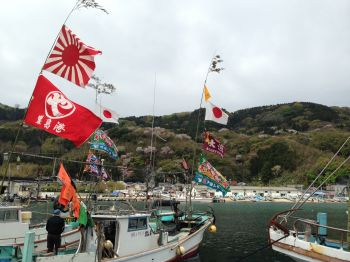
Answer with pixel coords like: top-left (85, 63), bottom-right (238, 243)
top-left (24, 75), bottom-right (102, 147)
top-left (42, 25), bottom-right (102, 87)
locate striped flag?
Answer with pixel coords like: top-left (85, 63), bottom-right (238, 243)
top-left (42, 25), bottom-right (101, 87)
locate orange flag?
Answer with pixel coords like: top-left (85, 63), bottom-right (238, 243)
top-left (71, 194), bottom-right (81, 218)
top-left (58, 163), bottom-right (76, 207)
top-left (58, 163), bottom-right (71, 185)
top-left (204, 85), bottom-right (211, 102)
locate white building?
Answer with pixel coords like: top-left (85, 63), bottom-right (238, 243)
top-left (230, 186), bottom-right (302, 199)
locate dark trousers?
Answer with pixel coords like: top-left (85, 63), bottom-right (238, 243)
top-left (47, 234), bottom-right (61, 254)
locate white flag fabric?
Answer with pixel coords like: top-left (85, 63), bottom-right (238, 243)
top-left (94, 104), bottom-right (119, 124)
top-left (205, 101), bottom-right (228, 125)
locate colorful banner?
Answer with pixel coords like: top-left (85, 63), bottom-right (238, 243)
top-left (83, 151), bottom-right (100, 175)
top-left (202, 131), bottom-right (225, 158)
top-left (83, 151), bottom-right (109, 180)
top-left (90, 129), bottom-right (118, 159)
top-left (194, 155), bottom-right (230, 196)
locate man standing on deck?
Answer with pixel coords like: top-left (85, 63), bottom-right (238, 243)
top-left (46, 209), bottom-right (65, 255)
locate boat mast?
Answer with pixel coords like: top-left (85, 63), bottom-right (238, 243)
top-left (348, 176), bottom-right (350, 244)
top-left (146, 73), bottom-right (157, 208)
top-left (188, 55), bottom-right (224, 213)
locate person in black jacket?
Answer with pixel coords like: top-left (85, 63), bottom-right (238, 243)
top-left (46, 209), bottom-right (65, 254)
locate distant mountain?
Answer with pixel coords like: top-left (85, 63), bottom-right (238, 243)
top-left (0, 103), bottom-right (25, 121)
top-left (1, 101), bottom-right (350, 186)
top-left (124, 102), bottom-right (350, 135)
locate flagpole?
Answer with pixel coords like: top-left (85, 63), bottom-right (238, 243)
top-left (0, 0), bottom-right (99, 195)
top-left (146, 72), bottom-right (157, 209)
top-left (188, 55), bottom-right (223, 213)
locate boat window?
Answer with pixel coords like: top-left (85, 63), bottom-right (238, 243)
top-left (128, 217), bottom-right (147, 231)
top-left (0, 210), bottom-right (19, 222)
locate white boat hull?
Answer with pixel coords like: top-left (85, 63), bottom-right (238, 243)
top-left (269, 228), bottom-right (350, 262)
top-left (37, 219), bottom-right (211, 262)
top-left (1, 226), bottom-right (81, 254)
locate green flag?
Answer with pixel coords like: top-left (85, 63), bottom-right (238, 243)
top-left (78, 202), bottom-right (88, 226)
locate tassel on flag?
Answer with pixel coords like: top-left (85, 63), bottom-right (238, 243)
top-left (24, 75), bottom-right (102, 147)
top-left (204, 85), bottom-right (211, 102)
top-left (42, 25), bottom-right (102, 88)
top-left (205, 101), bottom-right (229, 125)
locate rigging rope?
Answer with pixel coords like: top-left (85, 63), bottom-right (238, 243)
top-left (285, 135), bottom-right (350, 220)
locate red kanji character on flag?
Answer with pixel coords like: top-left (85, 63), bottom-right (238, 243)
top-left (42, 25), bottom-right (101, 87)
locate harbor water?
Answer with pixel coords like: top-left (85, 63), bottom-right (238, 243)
top-left (24, 201), bottom-right (348, 262)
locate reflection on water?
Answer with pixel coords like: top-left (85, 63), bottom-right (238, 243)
top-left (24, 200), bottom-right (347, 262)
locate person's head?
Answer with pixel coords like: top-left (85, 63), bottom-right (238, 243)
top-left (53, 209), bottom-right (61, 216)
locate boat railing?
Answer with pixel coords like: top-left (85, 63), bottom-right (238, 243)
top-left (292, 218), bottom-right (350, 249)
top-left (0, 227), bottom-right (80, 245)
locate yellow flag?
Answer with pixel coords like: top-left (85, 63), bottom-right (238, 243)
top-left (204, 85), bottom-right (211, 101)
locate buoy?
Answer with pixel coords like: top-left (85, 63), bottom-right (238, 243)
top-left (21, 211), bottom-right (32, 224)
top-left (208, 224), bottom-right (217, 233)
top-left (176, 245), bottom-right (185, 256)
top-left (104, 240), bottom-right (114, 250)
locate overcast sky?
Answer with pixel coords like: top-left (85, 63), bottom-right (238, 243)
top-left (1, 0), bottom-right (350, 117)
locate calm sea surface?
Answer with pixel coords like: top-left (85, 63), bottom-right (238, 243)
top-left (25, 201), bottom-right (348, 262)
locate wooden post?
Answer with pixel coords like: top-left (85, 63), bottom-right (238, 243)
top-left (22, 231), bottom-right (35, 262)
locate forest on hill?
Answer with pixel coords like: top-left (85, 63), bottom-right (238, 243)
top-left (1, 101), bottom-right (350, 187)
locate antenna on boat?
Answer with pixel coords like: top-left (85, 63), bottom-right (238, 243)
top-left (145, 72), bottom-right (157, 208)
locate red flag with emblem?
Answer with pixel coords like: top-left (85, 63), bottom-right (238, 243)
top-left (24, 75), bottom-right (102, 147)
top-left (202, 131), bottom-right (225, 158)
top-left (42, 25), bottom-right (101, 87)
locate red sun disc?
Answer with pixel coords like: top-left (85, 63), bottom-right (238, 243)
top-left (212, 107), bottom-right (222, 118)
top-left (103, 110), bottom-right (112, 118)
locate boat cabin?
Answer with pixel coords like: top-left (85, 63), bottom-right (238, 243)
top-left (88, 212), bottom-right (159, 257)
top-left (0, 205), bottom-right (29, 245)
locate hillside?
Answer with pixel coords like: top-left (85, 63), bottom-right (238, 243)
top-left (1, 102), bottom-right (350, 186)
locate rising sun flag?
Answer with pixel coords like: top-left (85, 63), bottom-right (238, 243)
top-left (42, 25), bottom-right (102, 87)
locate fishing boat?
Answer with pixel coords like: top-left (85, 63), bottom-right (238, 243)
top-left (31, 198), bottom-right (215, 262)
top-left (212, 196), bottom-right (225, 203)
top-left (0, 204), bottom-right (80, 259)
top-left (268, 209), bottom-right (349, 262)
top-left (268, 138), bottom-right (350, 261)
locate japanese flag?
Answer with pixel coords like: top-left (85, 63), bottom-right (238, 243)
top-left (94, 104), bottom-right (119, 124)
top-left (205, 101), bottom-right (229, 125)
